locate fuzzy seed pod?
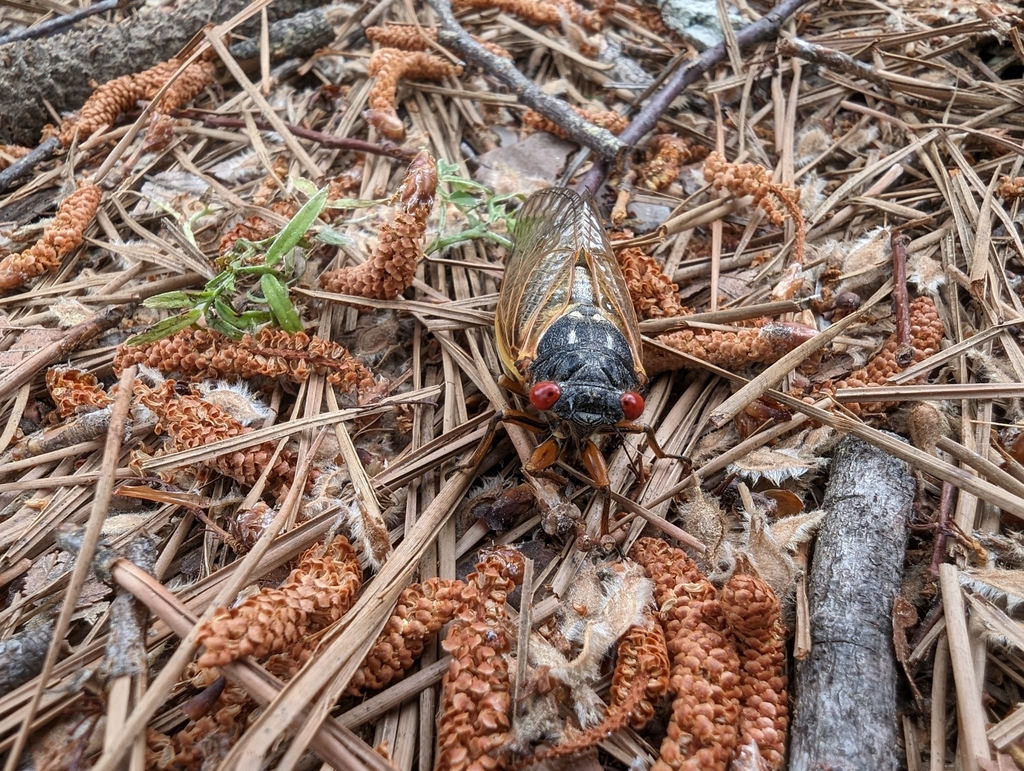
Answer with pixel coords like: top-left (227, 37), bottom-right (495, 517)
top-left (196, 535), bottom-right (362, 668)
top-left (720, 575), bottom-right (788, 771)
top-left (320, 151), bottom-right (437, 300)
top-left (630, 538), bottom-right (742, 771)
top-left (0, 184), bottom-right (101, 291)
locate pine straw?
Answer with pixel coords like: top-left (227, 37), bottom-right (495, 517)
top-left (3, 0), bottom-right (1024, 769)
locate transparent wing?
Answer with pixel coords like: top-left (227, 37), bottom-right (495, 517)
top-left (494, 188), bottom-right (645, 382)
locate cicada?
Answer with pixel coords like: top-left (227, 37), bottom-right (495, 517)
top-left (494, 187), bottom-right (651, 492)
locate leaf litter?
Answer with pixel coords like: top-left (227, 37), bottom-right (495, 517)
top-left (0, 0), bottom-right (1024, 769)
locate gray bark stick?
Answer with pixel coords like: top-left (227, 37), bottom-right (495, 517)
top-left (789, 434), bottom-right (915, 771)
top-left (0, 0), bottom-right (330, 145)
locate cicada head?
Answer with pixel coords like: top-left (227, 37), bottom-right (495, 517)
top-left (528, 317), bottom-right (646, 439)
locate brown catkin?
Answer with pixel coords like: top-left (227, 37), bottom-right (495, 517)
top-left (617, 246), bottom-right (689, 319)
top-left (364, 50), bottom-right (462, 140)
top-left (653, 322), bottom-right (817, 373)
top-left (114, 328), bottom-right (382, 401)
top-left (320, 151), bottom-right (437, 300)
top-left (610, 615), bottom-right (671, 729)
top-left (195, 535), bottom-right (362, 668)
top-left (639, 135), bottom-right (702, 191)
top-left (435, 547), bottom-right (525, 771)
top-left (720, 575), bottom-right (788, 771)
top-left (521, 106), bottom-right (628, 138)
top-left (829, 295), bottom-right (944, 415)
top-left (630, 538), bottom-right (742, 771)
top-left (134, 379), bottom-right (296, 493)
top-left (46, 366), bottom-right (113, 418)
top-left (0, 184), bottom-right (101, 291)
top-left (348, 577), bottom-right (466, 694)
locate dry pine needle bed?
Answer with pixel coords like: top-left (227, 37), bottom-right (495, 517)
top-left (0, 0), bottom-right (1023, 769)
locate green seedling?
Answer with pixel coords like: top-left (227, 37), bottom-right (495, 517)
top-left (427, 158), bottom-right (522, 255)
top-left (128, 186), bottom-right (330, 345)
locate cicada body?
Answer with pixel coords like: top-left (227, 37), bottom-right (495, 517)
top-left (494, 188), bottom-right (648, 490)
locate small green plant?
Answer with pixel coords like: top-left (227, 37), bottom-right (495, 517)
top-left (128, 187), bottom-right (335, 345)
top-left (427, 159), bottom-right (522, 255)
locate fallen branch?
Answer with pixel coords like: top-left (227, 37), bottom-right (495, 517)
top-left (576, 0), bottom-right (816, 193)
top-left (0, 0), bottom-right (332, 145)
top-left (429, 0), bottom-right (624, 162)
top-left (0, 0), bottom-right (128, 47)
top-left (789, 435), bottom-right (915, 771)
top-left (172, 110), bottom-right (417, 161)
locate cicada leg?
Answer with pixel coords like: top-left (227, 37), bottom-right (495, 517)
top-left (615, 421), bottom-right (693, 475)
top-left (581, 439), bottom-right (614, 540)
top-left (459, 408), bottom-right (546, 472)
top-left (498, 374), bottom-right (528, 396)
top-left (524, 437), bottom-right (567, 485)
top-left (580, 440), bottom-right (611, 488)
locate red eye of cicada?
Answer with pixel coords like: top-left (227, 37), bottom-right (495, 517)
top-left (529, 381), bottom-right (561, 411)
top-left (621, 391), bottom-right (645, 421)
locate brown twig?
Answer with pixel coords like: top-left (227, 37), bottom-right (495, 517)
top-left (0, 307), bottom-right (123, 402)
top-left (928, 481), bottom-right (956, 575)
top-left (576, 0), bottom-right (815, 193)
top-left (891, 231), bottom-right (913, 366)
top-left (429, 0), bottom-right (624, 161)
top-left (170, 110), bottom-right (417, 161)
top-left (0, 137), bottom-right (60, 194)
top-left (777, 37), bottom-right (889, 89)
top-left (0, 0), bottom-right (130, 46)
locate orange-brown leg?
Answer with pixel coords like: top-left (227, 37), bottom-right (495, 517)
top-left (525, 437), bottom-right (561, 475)
top-left (581, 439), bottom-right (614, 538)
top-left (580, 439), bottom-right (611, 488)
top-left (615, 421), bottom-right (692, 473)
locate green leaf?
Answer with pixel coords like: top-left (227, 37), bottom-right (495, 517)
top-left (143, 291), bottom-right (196, 310)
top-left (291, 177), bottom-right (319, 198)
top-left (125, 310), bottom-right (202, 346)
top-left (213, 297), bottom-right (244, 326)
top-left (205, 313), bottom-right (245, 339)
top-left (205, 271), bottom-right (235, 294)
top-left (260, 273), bottom-right (303, 332)
top-left (448, 191), bottom-right (479, 209)
top-left (236, 310), bottom-right (274, 325)
top-left (315, 227), bottom-right (354, 247)
top-left (264, 186), bottom-right (329, 267)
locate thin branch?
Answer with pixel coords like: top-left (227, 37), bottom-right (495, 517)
top-left (577, 0), bottom-right (816, 193)
top-left (171, 110), bottom-right (417, 161)
top-left (891, 231), bottom-right (913, 365)
top-left (0, 137), bottom-right (60, 194)
top-left (429, 0), bottom-right (624, 161)
top-left (778, 36), bottom-right (890, 88)
top-left (0, 0), bottom-right (129, 47)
